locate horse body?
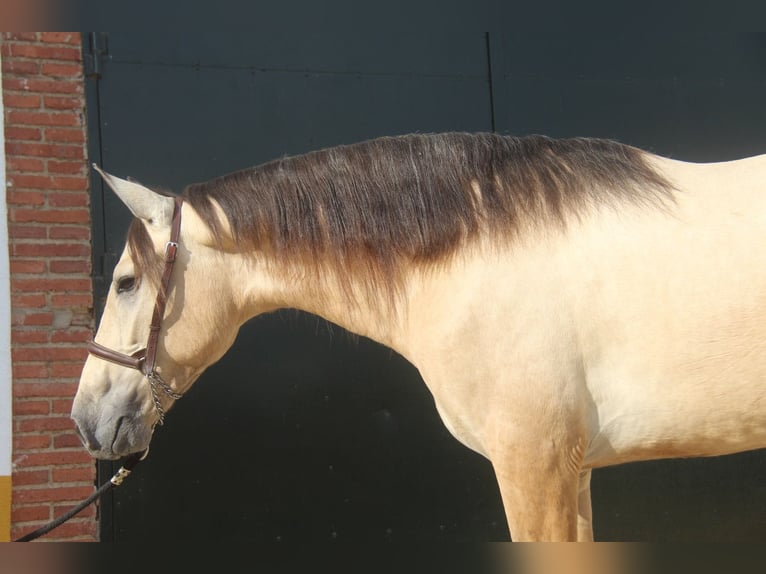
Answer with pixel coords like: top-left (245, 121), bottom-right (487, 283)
top-left (388, 154), bottom-right (766, 539)
top-left (71, 134), bottom-right (766, 540)
top-left (384, 154), bottom-right (766, 457)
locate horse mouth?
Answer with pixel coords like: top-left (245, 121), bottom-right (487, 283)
top-left (110, 416), bottom-right (126, 453)
top-left (108, 414), bottom-right (153, 459)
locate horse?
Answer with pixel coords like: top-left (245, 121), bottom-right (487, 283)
top-left (71, 132), bottom-right (766, 541)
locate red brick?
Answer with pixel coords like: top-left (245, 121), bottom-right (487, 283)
top-left (49, 226), bottom-right (90, 240)
top-left (6, 156), bottom-right (45, 172)
top-left (15, 449), bottom-right (91, 469)
top-left (4, 126), bottom-right (43, 143)
top-left (8, 174), bottom-right (88, 195)
top-left (11, 294), bottom-right (47, 308)
top-left (9, 259), bottom-right (46, 274)
top-left (12, 329), bottom-right (49, 344)
top-left (12, 208), bottom-right (89, 224)
top-left (42, 62), bottom-right (84, 78)
top-left (12, 469), bottom-right (50, 486)
top-left (51, 294), bottom-right (93, 308)
top-left (8, 44), bottom-right (82, 62)
top-left (8, 110), bottom-right (81, 127)
top-left (53, 433), bottom-right (83, 450)
top-left (13, 485), bottom-right (94, 504)
top-left (50, 177), bottom-right (89, 192)
top-left (40, 33), bottom-right (79, 45)
top-left (13, 346), bottom-right (87, 362)
top-left (12, 242), bottom-right (90, 258)
top-left (13, 399), bottom-right (51, 415)
top-left (50, 345), bottom-right (88, 362)
top-left (52, 398), bottom-right (75, 414)
top-left (51, 363), bottom-right (86, 378)
top-left (1, 58), bottom-right (40, 75)
top-left (7, 191), bottom-right (45, 205)
top-left (5, 32), bottom-right (39, 42)
top-left (48, 159), bottom-right (86, 174)
top-left (44, 95), bottom-right (83, 110)
top-left (54, 467), bottom-right (94, 485)
top-left (17, 415), bottom-right (75, 433)
top-left (12, 505), bottom-right (51, 523)
top-left (48, 192), bottom-right (88, 207)
top-left (8, 224), bottom-right (47, 239)
top-left (9, 141), bottom-right (85, 159)
top-left (2, 77), bottom-right (82, 94)
top-left (13, 382), bottom-right (79, 398)
top-left (51, 329), bottom-right (92, 344)
top-left (66, 309), bottom-right (93, 325)
top-left (12, 277), bottom-right (91, 292)
top-left (40, 519), bottom-right (96, 541)
top-left (15, 313), bottom-right (54, 327)
top-left (12, 363), bottom-right (49, 379)
top-left (50, 260), bottom-right (90, 274)
top-left (14, 433), bottom-right (53, 450)
top-left (4, 93), bottom-right (42, 109)
top-left (50, 347), bottom-right (89, 361)
top-left (45, 127), bottom-right (86, 143)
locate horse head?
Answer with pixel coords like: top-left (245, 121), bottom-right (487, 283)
top-left (71, 168), bottom-right (245, 459)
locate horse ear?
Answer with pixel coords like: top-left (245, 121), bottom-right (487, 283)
top-left (93, 164), bottom-right (174, 226)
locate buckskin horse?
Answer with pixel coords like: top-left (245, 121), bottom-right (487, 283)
top-left (71, 133), bottom-right (766, 540)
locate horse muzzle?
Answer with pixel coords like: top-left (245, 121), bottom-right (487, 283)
top-left (71, 394), bottom-right (155, 460)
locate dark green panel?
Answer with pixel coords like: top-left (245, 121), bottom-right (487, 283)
top-left (489, 32), bottom-right (766, 160)
top-left (496, 32), bottom-right (766, 81)
top-left (493, 75), bottom-right (766, 161)
top-left (96, 59), bottom-right (491, 261)
top-left (592, 454), bottom-right (766, 541)
top-left (104, 31), bottom-right (489, 77)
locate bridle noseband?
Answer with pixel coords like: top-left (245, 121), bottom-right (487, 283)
top-left (87, 196), bottom-right (185, 424)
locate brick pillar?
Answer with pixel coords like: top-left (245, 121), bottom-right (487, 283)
top-left (1, 32), bottom-right (96, 541)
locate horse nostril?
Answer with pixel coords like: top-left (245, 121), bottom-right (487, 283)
top-left (72, 418), bottom-right (99, 451)
top-left (111, 416), bottom-right (126, 450)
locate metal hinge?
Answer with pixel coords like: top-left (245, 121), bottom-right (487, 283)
top-left (84, 32), bottom-right (109, 79)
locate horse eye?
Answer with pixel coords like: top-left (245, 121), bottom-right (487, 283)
top-left (117, 276), bottom-right (136, 293)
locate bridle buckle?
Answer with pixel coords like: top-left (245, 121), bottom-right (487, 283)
top-left (165, 240), bottom-right (179, 261)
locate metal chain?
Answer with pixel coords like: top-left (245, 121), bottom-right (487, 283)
top-left (146, 371), bottom-right (183, 425)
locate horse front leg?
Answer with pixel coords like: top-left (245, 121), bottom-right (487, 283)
top-left (490, 428), bottom-right (587, 541)
top-left (493, 463), bottom-right (579, 540)
top-left (577, 469), bottom-right (594, 541)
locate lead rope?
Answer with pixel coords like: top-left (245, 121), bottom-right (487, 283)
top-left (14, 449), bottom-right (149, 542)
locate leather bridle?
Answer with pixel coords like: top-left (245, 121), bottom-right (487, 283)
top-left (87, 196), bottom-right (185, 424)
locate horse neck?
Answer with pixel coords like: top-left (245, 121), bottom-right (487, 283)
top-left (236, 252), bottom-right (415, 357)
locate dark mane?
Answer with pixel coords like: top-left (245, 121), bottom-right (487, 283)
top-left (130, 133), bottom-right (674, 301)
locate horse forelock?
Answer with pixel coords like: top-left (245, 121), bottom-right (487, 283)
top-left (178, 132), bottom-right (674, 305)
top-left (125, 219), bottom-right (164, 288)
